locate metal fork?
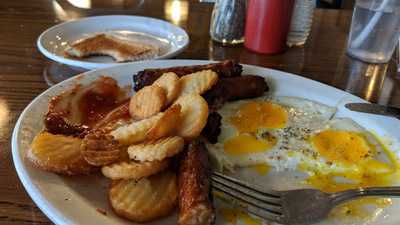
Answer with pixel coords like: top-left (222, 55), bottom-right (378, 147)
top-left (211, 171), bottom-right (400, 225)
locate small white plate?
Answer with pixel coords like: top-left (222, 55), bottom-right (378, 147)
top-left (37, 15), bottom-right (189, 70)
top-left (12, 60), bottom-right (400, 225)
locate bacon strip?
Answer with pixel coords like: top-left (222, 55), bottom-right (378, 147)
top-left (133, 60), bottom-right (242, 91)
top-left (178, 140), bottom-right (215, 225)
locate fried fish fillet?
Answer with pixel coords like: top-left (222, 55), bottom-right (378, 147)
top-left (65, 33), bottom-right (159, 62)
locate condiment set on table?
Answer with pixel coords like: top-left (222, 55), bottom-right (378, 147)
top-left (210, 0), bottom-right (316, 54)
top-left (210, 0), bottom-right (400, 64)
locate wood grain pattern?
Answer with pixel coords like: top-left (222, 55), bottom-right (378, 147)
top-left (0, 0), bottom-right (399, 224)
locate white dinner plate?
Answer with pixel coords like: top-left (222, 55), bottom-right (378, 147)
top-left (12, 60), bottom-right (400, 225)
top-left (37, 16), bottom-right (189, 70)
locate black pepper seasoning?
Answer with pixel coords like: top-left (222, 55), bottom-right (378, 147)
top-left (210, 0), bottom-right (246, 45)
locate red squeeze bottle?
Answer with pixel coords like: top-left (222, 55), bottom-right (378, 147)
top-left (244, 0), bottom-right (295, 54)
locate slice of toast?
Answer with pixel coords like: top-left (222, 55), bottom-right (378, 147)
top-left (65, 33), bottom-right (159, 62)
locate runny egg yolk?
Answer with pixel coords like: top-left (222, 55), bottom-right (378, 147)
top-left (306, 169), bottom-right (395, 219)
top-left (230, 101), bottom-right (288, 133)
top-left (304, 134), bottom-right (399, 220)
top-left (224, 134), bottom-right (276, 155)
top-left (224, 101), bottom-right (284, 156)
top-left (306, 164), bottom-right (395, 193)
top-left (311, 130), bottom-right (373, 165)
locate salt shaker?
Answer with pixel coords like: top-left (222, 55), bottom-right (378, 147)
top-left (210, 0), bottom-right (246, 45)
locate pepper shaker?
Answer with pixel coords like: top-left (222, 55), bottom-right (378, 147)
top-left (209, 0), bottom-right (246, 45)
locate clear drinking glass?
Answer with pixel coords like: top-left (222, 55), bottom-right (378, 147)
top-left (287, 0), bottom-right (316, 47)
top-left (347, 0), bottom-right (400, 63)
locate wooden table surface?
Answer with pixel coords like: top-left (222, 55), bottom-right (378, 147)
top-left (1, 0), bottom-right (399, 224)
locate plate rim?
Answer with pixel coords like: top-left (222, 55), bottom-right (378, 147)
top-left (12, 59), bottom-right (376, 225)
top-left (37, 15), bottom-right (190, 70)
top-left (12, 112), bottom-right (69, 224)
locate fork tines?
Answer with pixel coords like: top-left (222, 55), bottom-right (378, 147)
top-left (211, 172), bottom-right (284, 223)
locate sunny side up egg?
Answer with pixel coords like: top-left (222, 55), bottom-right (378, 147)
top-left (305, 118), bottom-right (400, 193)
top-left (207, 96), bottom-right (400, 194)
top-left (208, 96), bottom-right (336, 171)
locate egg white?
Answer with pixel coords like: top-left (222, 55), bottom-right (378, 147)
top-left (208, 96), bottom-right (337, 172)
top-left (208, 96), bottom-right (397, 176)
top-left (209, 96), bottom-right (400, 225)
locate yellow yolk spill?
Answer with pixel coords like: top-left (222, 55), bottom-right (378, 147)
top-left (311, 130), bottom-right (373, 165)
top-left (306, 163), bottom-right (394, 193)
top-left (224, 133), bottom-right (276, 155)
top-left (219, 208), bottom-right (238, 225)
top-left (305, 162), bottom-right (396, 220)
top-left (223, 101), bottom-right (400, 222)
top-left (219, 208), bottom-right (262, 225)
top-left (302, 131), bottom-right (400, 220)
top-left (215, 192), bottom-right (265, 225)
top-left (251, 163), bottom-right (270, 175)
top-left (230, 101), bottom-right (288, 133)
top-left (330, 197), bottom-right (392, 219)
top-left (239, 211), bottom-right (262, 225)
top-left (304, 131), bottom-right (399, 220)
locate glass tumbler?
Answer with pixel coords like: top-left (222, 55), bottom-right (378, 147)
top-left (347, 0), bottom-right (400, 63)
top-left (287, 0), bottom-right (316, 47)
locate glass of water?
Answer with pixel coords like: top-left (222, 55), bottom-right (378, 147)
top-left (287, 0), bottom-right (316, 47)
top-left (347, 0), bottom-right (400, 63)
